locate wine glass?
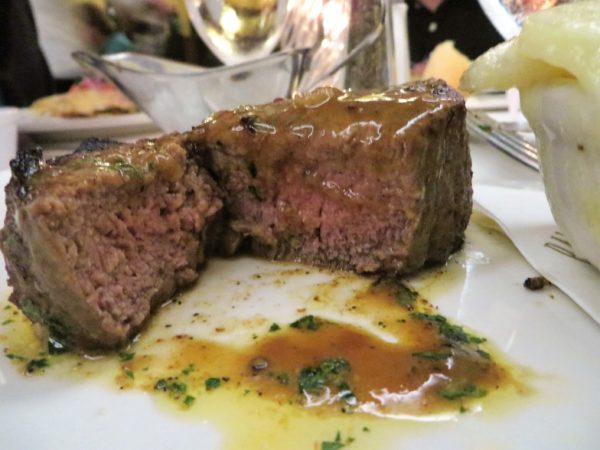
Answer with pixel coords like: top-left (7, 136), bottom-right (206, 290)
top-left (184, 0), bottom-right (289, 65)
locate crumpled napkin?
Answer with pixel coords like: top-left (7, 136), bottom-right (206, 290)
top-left (474, 184), bottom-right (600, 324)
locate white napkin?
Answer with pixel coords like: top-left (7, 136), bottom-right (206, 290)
top-left (474, 184), bottom-right (600, 324)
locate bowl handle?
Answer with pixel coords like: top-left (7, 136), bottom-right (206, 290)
top-left (71, 51), bottom-right (108, 72)
top-left (71, 51), bottom-right (138, 103)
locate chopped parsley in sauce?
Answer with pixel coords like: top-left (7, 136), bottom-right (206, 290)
top-left (290, 315), bottom-right (326, 331)
top-left (205, 377), bottom-right (222, 391)
top-left (25, 358), bottom-right (49, 374)
top-left (321, 431), bottom-right (354, 450)
top-left (0, 272), bottom-right (516, 435)
top-left (118, 351), bottom-right (135, 361)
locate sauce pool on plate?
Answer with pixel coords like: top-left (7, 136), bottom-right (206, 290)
top-left (0, 252), bottom-right (529, 449)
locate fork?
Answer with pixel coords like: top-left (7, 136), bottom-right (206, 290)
top-left (466, 110), bottom-right (540, 171)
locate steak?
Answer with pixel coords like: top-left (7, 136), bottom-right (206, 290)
top-left (186, 80), bottom-right (471, 274)
top-left (1, 137), bottom-right (222, 350)
top-left (1, 79), bottom-right (471, 351)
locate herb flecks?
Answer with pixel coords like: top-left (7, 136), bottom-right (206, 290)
top-left (118, 351), bottom-right (135, 361)
top-left (411, 312), bottom-right (486, 345)
top-left (205, 377), bottom-right (222, 391)
top-left (412, 350), bottom-right (452, 360)
top-left (183, 395), bottom-right (196, 407)
top-left (106, 157), bottom-right (145, 179)
top-left (26, 358), bottom-right (49, 374)
top-left (274, 372), bottom-right (289, 385)
top-left (408, 311), bottom-right (494, 403)
top-left (298, 357), bottom-right (355, 406)
top-left (476, 349), bottom-right (491, 359)
top-left (4, 353), bottom-right (27, 362)
top-left (153, 375), bottom-right (201, 408)
top-left (181, 364), bottom-right (195, 376)
top-left (290, 315), bottom-right (326, 331)
top-left (439, 383), bottom-right (487, 400)
top-left (477, 123), bottom-right (492, 133)
top-left (155, 378), bottom-right (187, 394)
top-left (269, 323), bottom-right (281, 332)
top-left (321, 431), bottom-right (354, 450)
top-left (395, 283), bottom-right (418, 309)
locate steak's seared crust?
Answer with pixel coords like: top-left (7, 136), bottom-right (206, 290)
top-left (1, 80), bottom-right (471, 350)
top-left (1, 136), bottom-right (222, 350)
top-left (186, 80), bottom-right (471, 274)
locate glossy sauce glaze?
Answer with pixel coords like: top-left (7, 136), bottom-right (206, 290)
top-left (0, 234), bottom-right (528, 449)
top-left (204, 82), bottom-right (462, 142)
top-left (195, 82), bottom-right (464, 184)
top-left (23, 135), bottom-right (188, 196)
top-left (185, 80), bottom-right (471, 278)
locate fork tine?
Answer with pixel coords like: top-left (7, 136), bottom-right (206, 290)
top-left (467, 112), bottom-right (535, 152)
top-left (467, 111), bottom-right (540, 171)
top-left (485, 129), bottom-right (539, 163)
top-left (466, 119), bottom-right (539, 169)
top-left (484, 124), bottom-right (539, 158)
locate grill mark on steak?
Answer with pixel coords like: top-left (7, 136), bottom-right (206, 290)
top-left (74, 137), bottom-right (122, 154)
top-left (9, 147), bottom-right (43, 198)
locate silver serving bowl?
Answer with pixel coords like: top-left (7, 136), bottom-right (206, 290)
top-left (73, 49), bottom-right (309, 132)
top-left (72, 2), bottom-right (385, 133)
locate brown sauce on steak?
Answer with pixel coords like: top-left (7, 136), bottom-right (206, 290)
top-left (187, 80), bottom-right (471, 276)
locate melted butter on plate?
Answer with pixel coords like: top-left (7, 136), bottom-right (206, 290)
top-left (0, 219), bottom-right (533, 449)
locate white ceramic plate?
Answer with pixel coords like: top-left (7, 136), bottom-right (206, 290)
top-left (17, 110), bottom-right (161, 142)
top-left (0, 140), bottom-right (599, 449)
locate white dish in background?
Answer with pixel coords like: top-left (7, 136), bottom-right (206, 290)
top-left (17, 94), bottom-right (510, 144)
top-left (465, 92), bottom-right (509, 111)
top-left (17, 110), bottom-right (160, 142)
top-left (0, 132), bottom-right (599, 449)
top-left (0, 108), bottom-right (19, 170)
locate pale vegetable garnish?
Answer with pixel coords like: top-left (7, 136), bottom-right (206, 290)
top-left (422, 40), bottom-right (471, 91)
top-left (461, 1), bottom-right (600, 271)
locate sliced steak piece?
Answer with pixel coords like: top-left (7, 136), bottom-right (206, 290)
top-left (1, 136), bottom-right (222, 351)
top-left (0, 81), bottom-right (470, 351)
top-left (186, 79), bottom-right (471, 275)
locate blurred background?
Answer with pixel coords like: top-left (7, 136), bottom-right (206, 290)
top-left (0, 0), bottom-right (511, 107)
top-left (1, 0), bottom-right (566, 109)
top-left (1, 0), bottom-right (224, 106)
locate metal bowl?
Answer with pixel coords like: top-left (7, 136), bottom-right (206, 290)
top-left (73, 49), bottom-right (308, 132)
top-left (72, 2), bottom-right (385, 133)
